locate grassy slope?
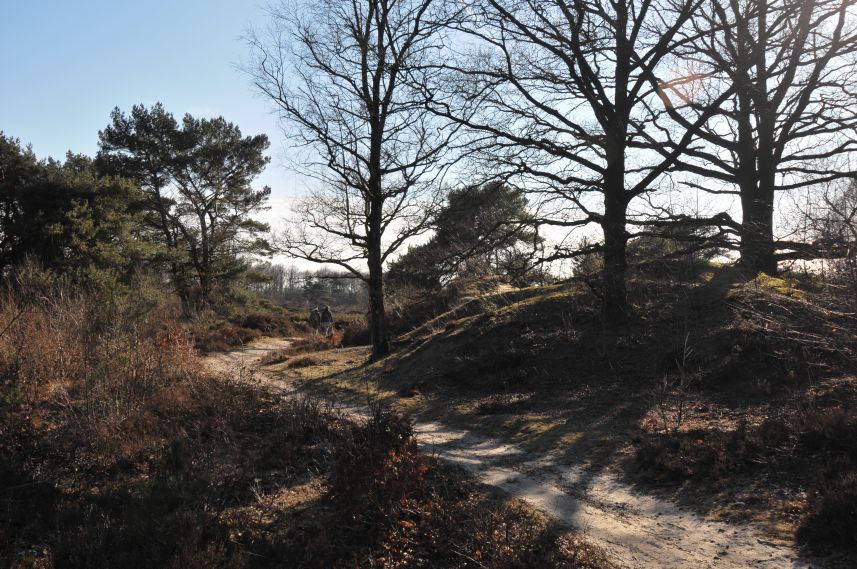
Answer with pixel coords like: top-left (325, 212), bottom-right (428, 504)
top-left (272, 269), bottom-right (857, 558)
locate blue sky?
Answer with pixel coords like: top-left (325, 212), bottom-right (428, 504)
top-left (0, 0), bottom-right (298, 200)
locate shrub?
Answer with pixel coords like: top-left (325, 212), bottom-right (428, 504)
top-left (193, 322), bottom-right (262, 353)
top-left (330, 407), bottom-right (426, 514)
top-left (287, 355), bottom-right (323, 368)
top-left (798, 473), bottom-right (857, 554)
top-left (0, 279), bottom-right (236, 568)
top-left (237, 311), bottom-right (296, 336)
top-left (0, 275), bottom-right (610, 568)
top-left (635, 411), bottom-right (857, 484)
top-left (0, 285), bottom-right (202, 440)
top-left (341, 319), bottom-right (371, 346)
top-left (259, 331), bottom-right (344, 365)
top-left (322, 406), bottom-right (610, 568)
top-left (634, 406), bottom-right (857, 558)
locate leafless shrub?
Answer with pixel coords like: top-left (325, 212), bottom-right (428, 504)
top-left (0, 285), bottom-right (200, 439)
top-left (729, 279), bottom-right (857, 376)
top-left (653, 335), bottom-right (697, 435)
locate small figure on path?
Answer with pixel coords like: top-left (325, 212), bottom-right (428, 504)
top-left (309, 305), bottom-right (321, 331)
top-left (320, 305), bottom-right (334, 335)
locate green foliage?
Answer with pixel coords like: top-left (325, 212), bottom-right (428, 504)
top-left (98, 104), bottom-right (273, 306)
top-left (0, 134), bottom-right (152, 287)
top-left (388, 182), bottom-right (544, 289)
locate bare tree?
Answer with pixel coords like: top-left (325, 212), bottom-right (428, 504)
top-left (248, 0), bottom-right (461, 358)
top-left (795, 180), bottom-right (857, 283)
top-left (428, 0), bottom-right (732, 323)
top-left (655, 0), bottom-right (857, 274)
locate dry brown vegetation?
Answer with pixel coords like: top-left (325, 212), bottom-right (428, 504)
top-left (278, 268), bottom-right (857, 560)
top-left (258, 330), bottom-right (346, 366)
top-left (0, 280), bottom-right (610, 568)
top-left (192, 308), bottom-right (301, 353)
top-left (630, 273), bottom-right (857, 556)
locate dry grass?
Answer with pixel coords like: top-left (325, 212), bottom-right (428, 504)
top-left (192, 310), bottom-right (300, 353)
top-left (798, 473), bottom-right (857, 554)
top-left (0, 283), bottom-right (610, 568)
top-left (284, 270), bottom-right (857, 560)
top-left (0, 282), bottom-right (242, 568)
top-left (275, 405), bottom-right (613, 569)
top-left (633, 403), bottom-right (857, 553)
top-left (286, 355), bottom-right (325, 368)
top-left (0, 286), bottom-right (201, 447)
top-left (626, 274), bottom-right (857, 555)
top-left (258, 330), bottom-right (345, 366)
top-left (194, 320), bottom-right (262, 353)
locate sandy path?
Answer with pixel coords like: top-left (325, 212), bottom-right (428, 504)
top-left (205, 339), bottom-right (822, 569)
top-left (415, 422), bottom-right (811, 568)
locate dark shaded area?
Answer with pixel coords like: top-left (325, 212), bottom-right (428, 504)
top-left (305, 269), bottom-right (857, 562)
top-left (631, 406), bottom-right (857, 556)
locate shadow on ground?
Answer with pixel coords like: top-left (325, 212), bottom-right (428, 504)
top-left (275, 269), bottom-right (857, 565)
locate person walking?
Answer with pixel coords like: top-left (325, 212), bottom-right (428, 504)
top-left (309, 306), bottom-right (321, 331)
top-left (320, 305), bottom-right (334, 336)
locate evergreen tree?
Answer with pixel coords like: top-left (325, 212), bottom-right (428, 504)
top-left (389, 183), bottom-right (542, 288)
top-left (0, 134), bottom-right (149, 285)
top-left (98, 105), bottom-right (272, 305)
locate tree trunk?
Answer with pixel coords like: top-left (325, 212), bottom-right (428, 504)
top-left (601, 15), bottom-right (631, 326)
top-left (736, 46), bottom-right (778, 276)
top-left (739, 187), bottom-right (777, 275)
top-left (367, 199), bottom-right (390, 359)
top-left (198, 270), bottom-right (211, 307)
top-left (601, 141), bottom-right (629, 324)
top-left (738, 113), bottom-right (777, 276)
top-left (602, 200), bottom-right (629, 324)
top-left (153, 185), bottom-right (192, 304)
top-left (198, 212), bottom-right (212, 305)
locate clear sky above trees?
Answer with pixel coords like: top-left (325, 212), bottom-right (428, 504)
top-left (0, 0), bottom-right (297, 206)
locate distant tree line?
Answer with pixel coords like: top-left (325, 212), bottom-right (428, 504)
top-left (245, 263), bottom-right (368, 308)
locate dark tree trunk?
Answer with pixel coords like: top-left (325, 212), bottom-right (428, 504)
top-left (602, 200), bottom-right (629, 324)
top-left (600, 16), bottom-right (631, 326)
top-left (153, 185), bottom-right (192, 303)
top-left (734, 42), bottom-right (778, 276)
top-left (198, 213), bottom-right (212, 306)
top-left (198, 270), bottom-right (211, 306)
top-left (601, 139), bottom-right (629, 324)
top-left (738, 187), bottom-right (777, 275)
top-left (737, 110), bottom-right (777, 276)
top-left (367, 199), bottom-right (390, 360)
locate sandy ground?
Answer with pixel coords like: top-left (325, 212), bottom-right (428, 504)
top-left (205, 338), bottom-right (827, 569)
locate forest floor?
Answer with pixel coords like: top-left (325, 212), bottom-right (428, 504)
top-left (208, 326), bottom-right (845, 569)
